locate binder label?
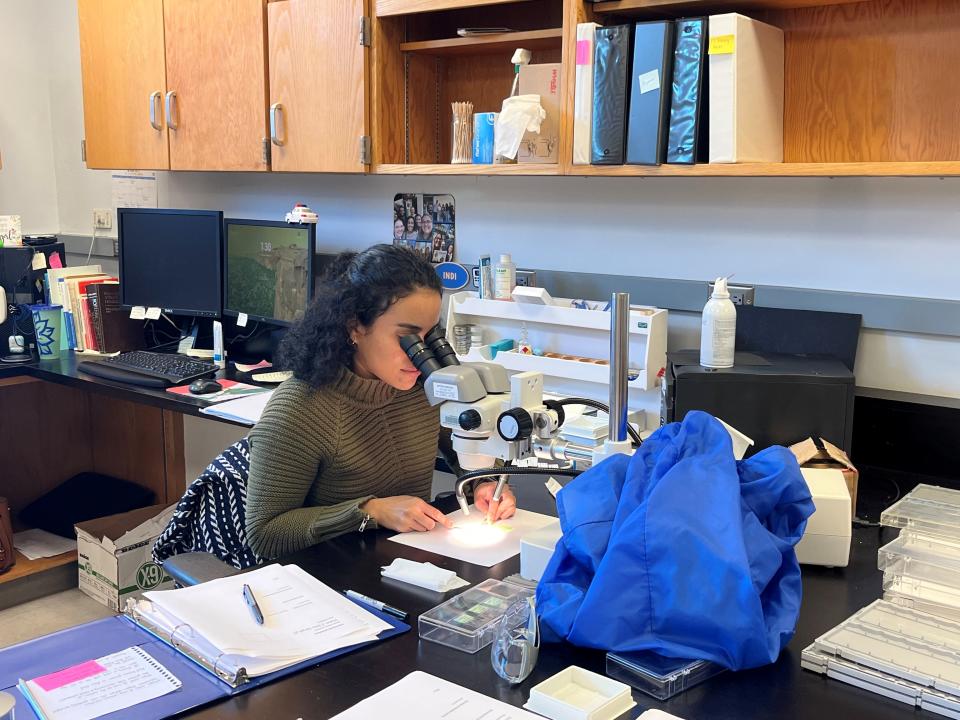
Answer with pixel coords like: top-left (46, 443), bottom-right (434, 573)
top-left (638, 69), bottom-right (660, 95)
top-left (576, 39), bottom-right (591, 65)
top-left (709, 34), bottom-right (736, 55)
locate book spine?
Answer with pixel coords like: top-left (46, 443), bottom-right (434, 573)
top-left (68, 281), bottom-right (85, 351)
top-left (90, 290), bottom-right (107, 352)
top-left (59, 278), bottom-right (76, 350)
top-left (82, 290), bottom-right (99, 351)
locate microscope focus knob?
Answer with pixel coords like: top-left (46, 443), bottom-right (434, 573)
top-left (497, 409), bottom-right (534, 442)
top-left (458, 409), bottom-right (483, 431)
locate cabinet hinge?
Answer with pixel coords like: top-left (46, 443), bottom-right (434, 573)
top-left (81, 139), bottom-right (87, 162)
top-left (262, 138), bottom-right (271, 166)
top-left (360, 16), bottom-right (371, 47)
top-left (360, 135), bottom-right (372, 165)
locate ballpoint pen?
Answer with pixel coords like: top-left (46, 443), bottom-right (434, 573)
top-left (344, 589), bottom-right (408, 620)
top-left (243, 583), bottom-right (264, 625)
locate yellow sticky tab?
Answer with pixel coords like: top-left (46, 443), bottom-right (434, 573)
top-left (709, 34), bottom-right (736, 55)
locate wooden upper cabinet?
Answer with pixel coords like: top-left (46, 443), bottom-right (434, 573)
top-left (163, 0), bottom-right (269, 171)
top-left (268, 0), bottom-right (369, 173)
top-left (78, 0), bottom-right (169, 170)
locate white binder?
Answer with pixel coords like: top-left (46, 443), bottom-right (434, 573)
top-left (573, 22), bottom-right (600, 165)
top-left (708, 13), bottom-right (784, 163)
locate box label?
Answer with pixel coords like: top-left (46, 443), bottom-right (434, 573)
top-left (638, 69), bottom-right (660, 95)
top-left (709, 34), bottom-right (736, 55)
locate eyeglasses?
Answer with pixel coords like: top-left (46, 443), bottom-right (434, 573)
top-left (491, 595), bottom-right (540, 684)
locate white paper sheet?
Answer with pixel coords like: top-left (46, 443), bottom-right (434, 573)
top-left (144, 564), bottom-right (390, 659)
top-left (330, 671), bottom-right (542, 719)
top-left (111, 171), bottom-right (158, 210)
top-left (20, 647), bottom-right (180, 720)
top-left (387, 507), bottom-right (556, 567)
top-left (200, 389), bottom-right (274, 425)
top-left (13, 529), bottom-right (77, 560)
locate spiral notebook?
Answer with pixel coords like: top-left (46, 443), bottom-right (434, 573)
top-left (17, 647), bottom-right (181, 720)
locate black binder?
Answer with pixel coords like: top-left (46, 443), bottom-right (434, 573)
top-left (666, 18), bottom-right (708, 164)
top-left (626, 21), bottom-right (675, 165)
top-left (591, 25), bottom-right (631, 165)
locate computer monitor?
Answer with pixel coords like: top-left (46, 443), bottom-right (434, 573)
top-left (223, 219), bottom-right (315, 326)
top-left (118, 208), bottom-right (223, 318)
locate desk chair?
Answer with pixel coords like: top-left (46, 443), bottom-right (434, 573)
top-left (153, 438), bottom-right (264, 580)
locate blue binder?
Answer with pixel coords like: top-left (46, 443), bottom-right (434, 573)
top-left (591, 25), bottom-right (632, 165)
top-left (625, 21), bottom-right (675, 165)
top-left (666, 18), bottom-right (708, 164)
top-left (0, 605), bottom-right (408, 719)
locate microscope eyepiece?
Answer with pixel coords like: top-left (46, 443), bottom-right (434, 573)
top-left (424, 325), bottom-right (460, 367)
top-left (399, 334), bottom-right (442, 378)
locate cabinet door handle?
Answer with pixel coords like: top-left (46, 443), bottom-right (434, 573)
top-left (270, 103), bottom-right (285, 146)
top-left (165, 91), bottom-right (179, 131)
top-left (149, 91), bottom-right (163, 130)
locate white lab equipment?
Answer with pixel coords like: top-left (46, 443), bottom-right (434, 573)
top-left (794, 468), bottom-right (852, 567)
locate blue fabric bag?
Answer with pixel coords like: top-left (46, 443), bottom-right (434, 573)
top-left (536, 411), bottom-right (814, 670)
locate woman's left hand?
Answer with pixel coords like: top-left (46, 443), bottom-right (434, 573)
top-left (473, 482), bottom-right (517, 523)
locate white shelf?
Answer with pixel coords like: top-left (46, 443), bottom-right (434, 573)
top-left (450, 295), bottom-right (665, 334)
top-left (446, 293), bottom-right (668, 396)
top-left (467, 348), bottom-right (649, 389)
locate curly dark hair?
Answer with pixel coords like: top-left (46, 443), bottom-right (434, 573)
top-left (276, 244), bottom-right (442, 388)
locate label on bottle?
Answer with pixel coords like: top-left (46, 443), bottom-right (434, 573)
top-left (701, 316), bottom-right (736, 367)
top-left (494, 266), bottom-right (514, 300)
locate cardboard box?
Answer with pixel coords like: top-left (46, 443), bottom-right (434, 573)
top-left (790, 437), bottom-right (859, 510)
top-left (75, 503), bottom-right (177, 611)
top-left (518, 63), bottom-right (563, 163)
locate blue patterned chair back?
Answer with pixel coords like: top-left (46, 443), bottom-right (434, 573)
top-left (152, 437), bottom-right (263, 570)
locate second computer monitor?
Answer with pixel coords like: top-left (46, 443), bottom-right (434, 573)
top-left (224, 219), bottom-right (314, 326)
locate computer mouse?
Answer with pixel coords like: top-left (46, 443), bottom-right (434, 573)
top-left (189, 378), bottom-right (223, 395)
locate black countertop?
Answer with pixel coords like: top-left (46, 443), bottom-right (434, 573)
top-left (184, 523), bottom-right (905, 720)
top-left (0, 352), bottom-right (253, 426)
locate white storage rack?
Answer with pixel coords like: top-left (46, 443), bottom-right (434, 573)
top-left (445, 293), bottom-right (668, 419)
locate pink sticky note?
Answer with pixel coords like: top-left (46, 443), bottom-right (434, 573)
top-left (576, 40), bottom-right (590, 66)
top-left (49, 252), bottom-right (63, 269)
top-left (34, 660), bottom-right (106, 692)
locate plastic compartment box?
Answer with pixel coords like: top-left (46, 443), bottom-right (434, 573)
top-left (605, 650), bottom-right (725, 700)
top-left (524, 666), bottom-right (636, 720)
top-left (418, 578), bottom-right (533, 653)
top-left (881, 484), bottom-right (960, 541)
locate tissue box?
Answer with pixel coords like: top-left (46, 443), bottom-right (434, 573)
top-left (790, 436), bottom-right (858, 510)
top-left (518, 63), bottom-right (562, 163)
top-left (75, 504), bottom-right (176, 611)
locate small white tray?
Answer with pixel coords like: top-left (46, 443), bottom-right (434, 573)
top-left (524, 666), bottom-right (636, 720)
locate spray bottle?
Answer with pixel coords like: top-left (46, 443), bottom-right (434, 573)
top-left (700, 276), bottom-right (736, 368)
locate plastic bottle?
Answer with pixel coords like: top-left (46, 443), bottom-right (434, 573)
top-left (700, 276), bottom-right (736, 368)
top-left (494, 254), bottom-right (517, 300)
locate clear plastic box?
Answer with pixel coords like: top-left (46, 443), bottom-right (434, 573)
top-left (881, 484), bottom-right (960, 540)
top-left (418, 578), bottom-right (534, 653)
top-left (604, 650), bottom-right (725, 700)
top-left (884, 573), bottom-right (960, 622)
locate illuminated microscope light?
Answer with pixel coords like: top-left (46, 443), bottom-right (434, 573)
top-left (447, 519), bottom-right (514, 548)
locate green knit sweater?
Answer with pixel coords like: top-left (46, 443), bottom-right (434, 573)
top-left (245, 367), bottom-right (440, 559)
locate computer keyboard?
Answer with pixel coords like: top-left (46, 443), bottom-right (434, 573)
top-left (79, 351), bottom-right (218, 386)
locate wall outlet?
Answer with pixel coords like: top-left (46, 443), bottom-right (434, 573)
top-left (471, 266), bottom-right (537, 290)
top-left (93, 208), bottom-right (113, 229)
top-left (707, 281), bottom-right (755, 306)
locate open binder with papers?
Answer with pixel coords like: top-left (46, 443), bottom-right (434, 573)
top-left (0, 564), bottom-right (409, 719)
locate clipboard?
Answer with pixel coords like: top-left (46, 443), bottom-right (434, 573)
top-left (0, 601), bottom-right (409, 719)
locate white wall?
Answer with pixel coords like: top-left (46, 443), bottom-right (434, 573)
top-left (5, 1), bottom-right (960, 401)
top-left (0, 1), bottom-right (61, 234)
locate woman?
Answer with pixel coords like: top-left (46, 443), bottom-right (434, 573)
top-left (245, 244), bottom-right (516, 559)
top-left (393, 218), bottom-right (405, 244)
top-left (402, 216), bottom-right (418, 245)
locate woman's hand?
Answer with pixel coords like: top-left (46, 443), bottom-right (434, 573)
top-left (473, 482), bottom-right (517, 523)
top-left (362, 496), bottom-right (453, 533)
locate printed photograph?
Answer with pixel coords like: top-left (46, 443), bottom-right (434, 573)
top-left (393, 193), bottom-right (455, 264)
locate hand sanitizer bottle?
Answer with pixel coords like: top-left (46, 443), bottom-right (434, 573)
top-left (700, 277), bottom-right (736, 368)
